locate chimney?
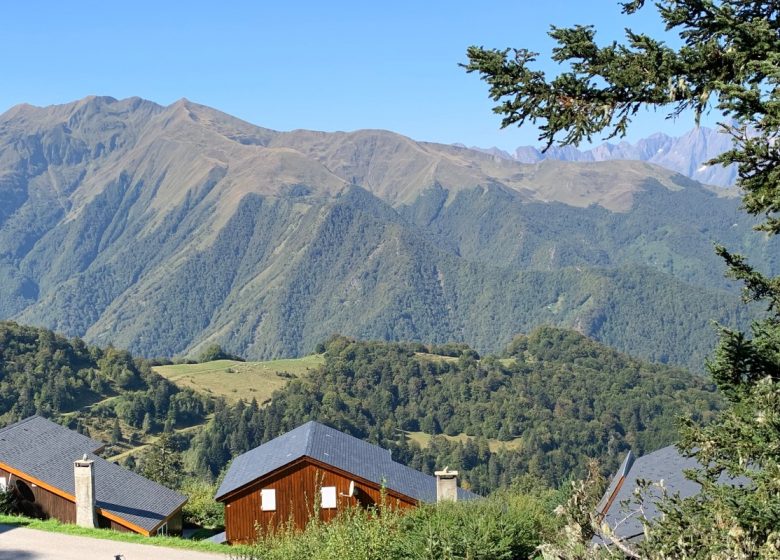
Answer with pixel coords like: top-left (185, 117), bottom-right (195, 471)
top-left (435, 466), bottom-right (459, 502)
top-left (74, 454), bottom-right (97, 528)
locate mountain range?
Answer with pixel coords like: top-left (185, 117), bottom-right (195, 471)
top-left (463, 125), bottom-right (738, 187)
top-left (0, 96), bottom-right (772, 368)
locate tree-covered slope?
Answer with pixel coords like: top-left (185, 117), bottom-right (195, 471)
top-left (191, 328), bottom-right (722, 492)
top-left (0, 321), bottom-right (210, 451)
top-left (0, 96), bottom-right (768, 368)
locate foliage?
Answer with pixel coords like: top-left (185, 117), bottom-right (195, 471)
top-left (191, 328), bottom-right (721, 490)
top-left (640, 377), bottom-right (780, 559)
top-left (237, 489), bottom-right (559, 560)
top-left (139, 433), bottom-right (185, 489)
top-left (180, 477), bottom-right (225, 529)
top-left (0, 488), bottom-right (18, 516)
top-left (466, 0), bottom-right (780, 556)
top-left (198, 344), bottom-right (243, 363)
top-left (0, 320), bottom-right (211, 453)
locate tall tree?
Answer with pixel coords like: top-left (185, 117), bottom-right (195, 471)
top-left (465, 1), bottom-right (780, 557)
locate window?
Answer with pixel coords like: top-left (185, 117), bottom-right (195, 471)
top-left (0, 477), bottom-right (6, 492)
top-left (321, 486), bottom-right (337, 509)
top-left (261, 488), bottom-right (276, 511)
top-left (156, 522), bottom-right (168, 536)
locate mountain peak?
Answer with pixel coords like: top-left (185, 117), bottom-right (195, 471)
top-left (469, 126), bottom-right (737, 187)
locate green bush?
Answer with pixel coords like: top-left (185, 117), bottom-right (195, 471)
top-left (180, 477), bottom-right (224, 529)
top-left (0, 489), bottom-right (18, 515)
top-left (239, 490), bottom-right (559, 560)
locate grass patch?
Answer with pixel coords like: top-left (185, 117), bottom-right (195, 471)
top-left (0, 513), bottom-right (238, 554)
top-left (413, 352), bottom-right (460, 363)
top-left (153, 355), bottom-right (325, 403)
top-left (406, 431), bottom-right (523, 453)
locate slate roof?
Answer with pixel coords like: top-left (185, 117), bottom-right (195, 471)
top-left (0, 416), bottom-right (187, 533)
top-left (596, 444), bottom-right (750, 542)
top-left (216, 421), bottom-right (479, 503)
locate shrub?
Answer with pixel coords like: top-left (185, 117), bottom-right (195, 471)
top-left (180, 478), bottom-right (224, 529)
top-left (0, 488), bottom-right (18, 515)
top-left (238, 489), bottom-right (559, 560)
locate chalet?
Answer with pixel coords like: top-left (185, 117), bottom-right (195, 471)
top-left (596, 444), bottom-right (749, 543)
top-left (215, 420), bottom-right (478, 544)
top-left (0, 415), bottom-right (186, 536)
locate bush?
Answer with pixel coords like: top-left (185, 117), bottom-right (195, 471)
top-left (197, 344), bottom-right (244, 363)
top-left (0, 489), bottom-right (18, 515)
top-left (180, 478), bottom-right (224, 529)
top-left (240, 489), bottom-right (559, 560)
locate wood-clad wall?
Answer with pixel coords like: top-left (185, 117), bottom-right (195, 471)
top-left (0, 466), bottom-right (76, 523)
top-left (0, 467), bottom-right (136, 534)
top-left (223, 458), bottom-right (417, 544)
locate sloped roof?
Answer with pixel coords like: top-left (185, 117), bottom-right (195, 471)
top-left (596, 444), bottom-right (749, 542)
top-left (0, 416), bottom-right (187, 533)
top-left (216, 421), bottom-right (479, 503)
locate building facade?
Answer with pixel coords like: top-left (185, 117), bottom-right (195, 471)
top-left (216, 421), bottom-right (477, 544)
top-left (0, 416), bottom-right (185, 536)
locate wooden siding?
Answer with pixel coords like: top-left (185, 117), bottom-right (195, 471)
top-left (0, 467), bottom-right (156, 535)
top-left (0, 466), bottom-right (76, 523)
top-left (222, 458), bottom-right (417, 544)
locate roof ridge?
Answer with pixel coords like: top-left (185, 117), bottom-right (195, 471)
top-left (303, 421), bottom-right (317, 457)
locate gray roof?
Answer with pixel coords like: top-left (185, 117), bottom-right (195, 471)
top-left (216, 421), bottom-right (479, 502)
top-left (0, 416), bottom-right (187, 533)
top-left (597, 444), bottom-right (749, 541)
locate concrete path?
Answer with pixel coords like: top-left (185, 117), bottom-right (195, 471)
top-left (0, 524), bottom-right (228, 560)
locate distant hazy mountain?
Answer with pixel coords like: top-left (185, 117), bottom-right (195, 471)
top-left (464, 126), bottom-right (737, 187)
top-left (0, 97), bottom-right (770, 368)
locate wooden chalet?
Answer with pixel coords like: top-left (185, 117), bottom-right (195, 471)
top-left (0, 415), bottom-right (186, 536)
top-left (215, 421), bottom-right (478, 544)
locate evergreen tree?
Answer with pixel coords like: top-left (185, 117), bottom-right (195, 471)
top-left (140, 433), bottom-right (184, 489)
top-left (466, 0), bottom-right (780, 556)
top-left (110, 418), bottom-right (122, 444)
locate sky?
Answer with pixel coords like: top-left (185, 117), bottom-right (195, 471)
top-left (1, 1), bottom-right (718, 151)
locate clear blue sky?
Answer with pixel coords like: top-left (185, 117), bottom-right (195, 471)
top-left (1, 1), bottom-right (715, 150)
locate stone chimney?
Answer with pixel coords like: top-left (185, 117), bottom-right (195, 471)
top-left (74, 454), bottom-right (96, 528)
top-left (435, 466), bottom-right (459, 502)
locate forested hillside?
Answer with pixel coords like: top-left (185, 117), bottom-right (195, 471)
top-left (0, 321), bottom-right (720, 494)
top-left (190, 327), bottom-right (722, 493)
top-left (0, 96), bottom-right (771, 369)
top-left (0, 321), bottom-right (210, 452)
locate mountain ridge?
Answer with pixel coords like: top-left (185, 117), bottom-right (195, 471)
top-left (0, 96), bottom-right (770, 367)
top-left (463, 125), bottom-right (738, 187)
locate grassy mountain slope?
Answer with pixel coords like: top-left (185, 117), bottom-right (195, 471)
top-left (152, 354), bottom-right (324, 403)
top-left (0, 96), bottom-right (767, 367)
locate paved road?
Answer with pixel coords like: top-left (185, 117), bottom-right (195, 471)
top-left (0, 525), bottom-right (228, 560)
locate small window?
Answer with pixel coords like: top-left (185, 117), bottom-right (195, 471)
top-left (0, 477), bottom-right (6, 492)
top-left (261, 488), bottom-right (276, 511)
top-left (321, 486), bottom-right (337, 509)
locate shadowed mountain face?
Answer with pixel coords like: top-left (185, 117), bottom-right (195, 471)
top-left (0, 97), bottom-right (772, 367)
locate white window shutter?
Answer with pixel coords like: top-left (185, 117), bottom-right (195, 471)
top-left (321, 486), bottom-right (337, 509)
top-left (261, 488), bottom-right (276, 511)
